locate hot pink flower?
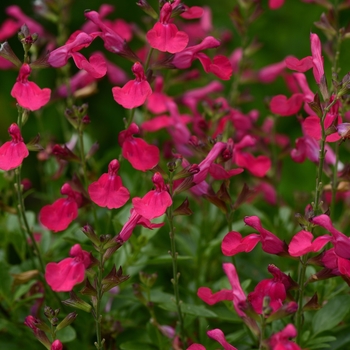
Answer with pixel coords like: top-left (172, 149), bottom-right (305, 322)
top-left (269, 0), bottom-right (285, 9)
top-left (270, 93), bottom-right (304, 116)
top-left (288, 230), bottom-right (332, 256)
top-left (197, 286), bottom-right (233, 305)
top-left (244, 216), bottom-right (288, 255)
top-left (117, 208), bottom-right (164, 243)
top-left (51, 340), bottom-right (63, 350)
top-left (132, 172), bottom-right (172, 220)
top-left (45, 244), bottom-right (91, 292)
top-left (71, 51), bottom-right (107, 78)
top-left (303, 113), bottom-right (341, 143)
top-left (310, 33), bottom-right (324, 84)
top-left (221, 231), bottom-right (261, 256)
top-left (146, 76), bottom-right (173, 114)
top-left (285, 56), bottom-right (313, 72)
top-left (233, 136), bottom-right (271, 177)
top-left (39, 183), bottom-right (82, 232)
top-left (112, 62), bottom-right (152, 109)
top-left (312, 214), bottom-right (350, 259)
top-left (258, 59), bottom-right (286, 83)
top-left (0, 123), bottom-right (29, 171)
top-left (269, 324), bottom-right (300, 350)
top-left (11, 63), bottom-right (51, 111)
top-left (171, 36), bottom-right (232, 79)
top-left (48, 31), bottom-right (93, 68)
top-left (88, 159), bottom-right (130, 209)
top-left (118, 123), bottom-right (160, 171)
top-left (84, 10), bottom-right (138, 60)
top-left (24, 315), bottom-right (51, 348)
top-left (247, 265), bottom-right (293, 315)
top-left (187, 344), bottom-right (205, 350)
top-left (146, 2), bottom-right (189, 53)
top-left (207, 329), bottom-right (237, 350)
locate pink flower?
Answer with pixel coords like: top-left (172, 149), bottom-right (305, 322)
top-left (288, 230), bottom-right (332, 256)
top-left (197, 286), bottom-right (233, 305)
top-left (48, 31), bottom-right (93, 68)
top-left (258, 59), bottom-right (286, 83)
top-left (112, 62), bottom-right (152, 109)
top-left (285, 56), bottom-right (313, 72)
top-left (233, 136), bottom-right (271, 177)
top-left (132, 172), bottom-right (172, 220)
top-left (88, 159), bottom-right (130, 209)
top-left (243, 216), bottom-right (288, 255)
top-left (45, 244), bottom-right (91, 292)
top-left (269, 0), bottom-right (285, 9)
top-left (71, 51), bottom-right (107, 78)
top-left (118, 123), bottom-right (160, 171)
top-left (51, 340), bottom-right (63, 350)
top-left (146, 2), bottom-right (189, 53)
top-left (0, 123), bottom-right (29, 171)
top-left (39, 183), bottom-right (82, 232)
top-left (247, 265), bottom-right (293, 314)
top-left (207, 329), bottom-right (237, 350)
top-left (221, 231), bottom-right (261, 256)
top-left (24, 315), bottom-right (51, 348)
top-left (311, 214), bottom-right (350, 259)
top-left (269, 324), bottom-right (300, 350)
top-left (117, 209), bottom-right (164, 242)
top-left (310, 33), bottom-right (324, 84)
top-left (84, 10), bottom-right (137, 60)
top-left (171, 36), bottom-right (232, 79)
top-left (303, 114), bottom-right (341, 143)
top-left (270, 94), bottom-right (304, 116)
top-left (146, 76), bottom-right (173, 114)
top-left (11, 63), bottom-right (51, 111)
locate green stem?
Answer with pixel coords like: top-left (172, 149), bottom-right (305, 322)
top-left (330, 142), bottom-right (339, 219)
top-left (144, 47), bottom-right (154, 71)
top-left (313, 98), bottom-right (338, 214)
top-left (125, 108), bottom-right (136, 129)
top-left (95, 250), bottom-right (104, 350)
top-left (259, 315), bottom-right (267, 350)
top-left (166, 173), bottom-right (186, 346)
top-left (296, 255), bottom-right (308, 344)
top-left (78, 129), bottom-right (88, 187)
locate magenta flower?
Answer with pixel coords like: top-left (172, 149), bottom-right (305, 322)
top-left (312, 214), bottom-right (350, 259)
top-left (221, 231), bottom-right (261, 256)
top-left (285, 55), bottom-right (313, 72)
top-left (88, 159), bottom-right (130, 209)
top-left (269, 324), bottom-right (300, 350)
top-left (11, 63), bottom-right (51, 111)
top-left (243, 216), bottom-right (288, 255)
top-left (45, 244), bottom-right (91, 292)
top-left (0, 123), bottom-right (29, 171)
top-left (269, 0), bottom-right (285, 9)
top-left (48, 31), bottom-right (93, 68)
top-left (233, 136), bottom-right (271, 177)
top-left (39, 183), bottom-right (82, 232)
top-left (117, 209), bottom-right (164, 243)
top-left (132, 172), bottom-right (172, 220)
top-left (206, 329), bottom-right (237, 350)
top-left (270, 93), bottom-right (304, 116)
top-left (112, 62), bottom-right (152, 109)
top-left (288, 230), bottom-right (331, 257)
top-left (146, 76), bottom-right (173, 114)
top-left (258, 58), bottom-right (286, 83)
top-left (247, 265), bottom-right (293, 314)
top-left (146, 2), bottom-right (189, 53)
top-left (24, 315), bottom-right (51, 348)
top-left (51, 340), bottom-right (63, 350)
top-left (118, 123), bottom-right (160, 171)
top-left (310, 32), bottom-right (324, 84)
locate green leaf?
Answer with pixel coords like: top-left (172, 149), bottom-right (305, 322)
top-left (306, 336), bottom-right (336, 345)
top-left (57, 325), bottom-right (76, 342)
top-left (146, 255), bottom-right (193, 265)
top-left (119, 342), bottom-right (157, 350)
top-left (307, 344), bottom-right (331, 349)
top-left (0, 319), bottom-right (18, 336)
top-left (312, 295), bottom-right (350, 336)
top-left (159, 302), bottom-right (217, 318)
top-left (0, 261), bottom-right (13, 305)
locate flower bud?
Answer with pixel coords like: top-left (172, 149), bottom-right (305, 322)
top-left (62, 291), bottom-right (92, 313)
top-left (56, 312), bottom-right (78, 331)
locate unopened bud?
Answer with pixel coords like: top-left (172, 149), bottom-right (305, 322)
top-left (56, 312), bottom-right (78, 331)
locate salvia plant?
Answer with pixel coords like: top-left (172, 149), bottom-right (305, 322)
top-left (1, 0), bottom-right (350, 349)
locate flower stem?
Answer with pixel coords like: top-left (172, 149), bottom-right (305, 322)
top-left (94, 250), bottom-right (104, 350)
top-left (313, 97), bottom-right (338, 214)
top-left (296, 255), bottom-right (308, 345)
top-left (166, 173), bottom-right (186, 346)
